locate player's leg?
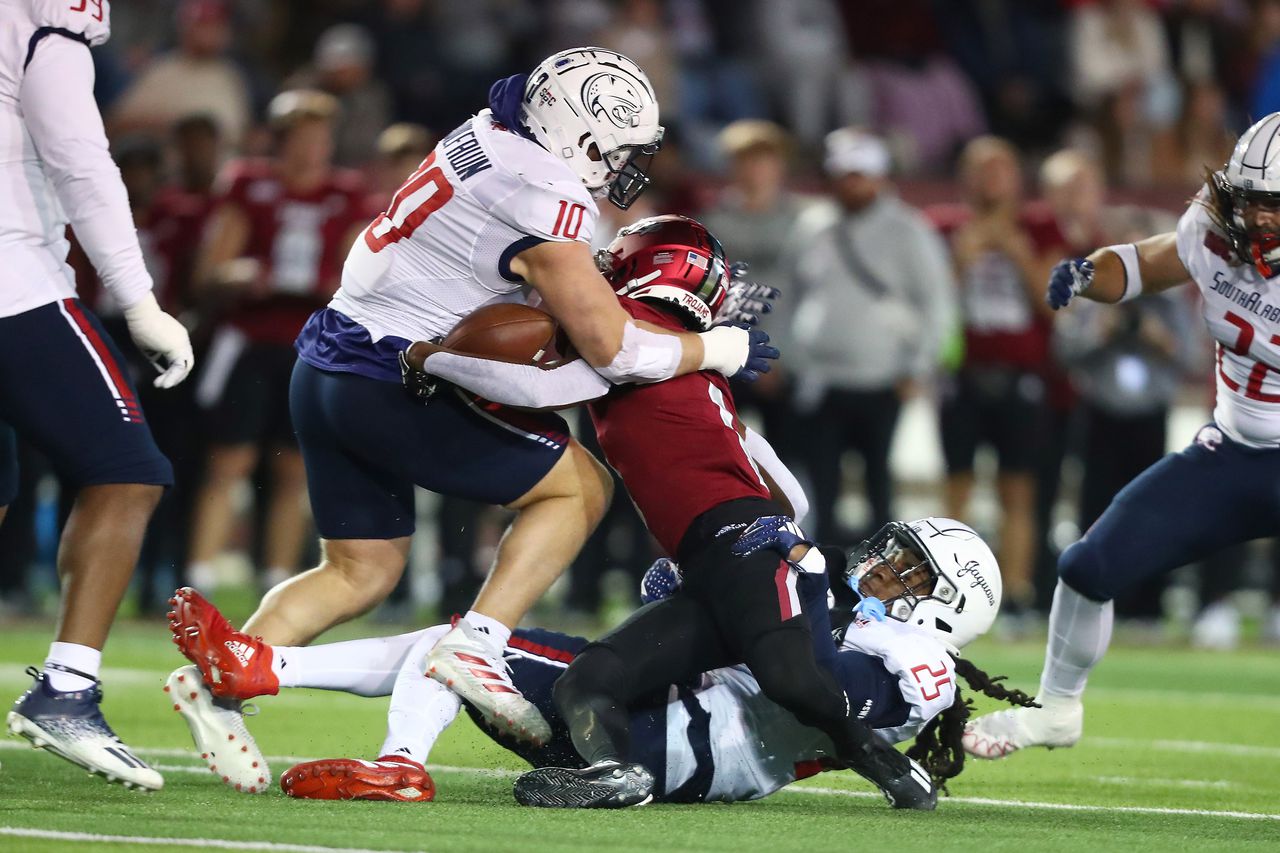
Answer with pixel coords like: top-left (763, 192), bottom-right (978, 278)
top-left (965, 426), bottom-right (1280, 758)
top-left (990, 371), bottom-right (1045, 614)
top-left (1, 300), bottom-right (171, 790)
top-left (0, 419), bottom-right (16, 528)
top-left (939, 373), bottom-right (978, 520)
top-left (261, 348), bottom-right (311, 587)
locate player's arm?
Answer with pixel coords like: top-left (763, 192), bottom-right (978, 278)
top-left (511, 240), bottom-right (774, 384)
top-left (403, 340), bottom-right (611, 409)
top-left (1048, 232), bottom-right (1188, 310)
top-left (192, 203), bottom-right (254, 294)
top-left (741, 426), bottom-right (809, 525)
top-left (20, 33), bottom-right (193, 387)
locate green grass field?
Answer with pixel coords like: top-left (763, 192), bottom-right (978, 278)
top-left (1, 610), bottom-right (1279, 853)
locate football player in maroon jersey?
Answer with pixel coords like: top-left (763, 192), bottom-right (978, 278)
top-left (187, 90), bottom-right (367, 595)
top-left (399, 216), bottom-right (936, 810)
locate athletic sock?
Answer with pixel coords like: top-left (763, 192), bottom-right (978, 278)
top-left (272, 629), bottom-right (432, 697)
top-left (463, 610), bottom-right (511, 656)
top-left (45, 642), bottom-right (101, 692)
top-left (1037, 580), bottom-right (1114, 700)
top-left (380, 628), bottom-right (461, 765)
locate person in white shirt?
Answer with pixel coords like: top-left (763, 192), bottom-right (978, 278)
top-left (2, 0), bottom-right (194, 792)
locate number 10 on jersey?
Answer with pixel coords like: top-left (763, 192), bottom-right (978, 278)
top-left (365, 153), bottom-right (455, 252)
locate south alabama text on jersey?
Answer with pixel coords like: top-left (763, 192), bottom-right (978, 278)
top-left (298, 109), bottom-right (598, 382)
top-left (663, 618), bottom-right (955, 803)
top-left (1177, 194), bottom-right (1280, 446)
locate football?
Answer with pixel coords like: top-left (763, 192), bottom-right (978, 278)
top-left (441, 302), bottom-right (576, 368)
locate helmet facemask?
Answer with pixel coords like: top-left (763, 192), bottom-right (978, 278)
top-left (1211, 170), bottom-right (1280, 277)
top-left (846, 523), bottom-right (961, 628)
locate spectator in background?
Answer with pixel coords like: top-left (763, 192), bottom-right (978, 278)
top-left (369, 123), bottom-right (434, 199)
top-left (933, 136), bottom-right (1063, 622)
top-left (786, 129), bottom-right (957, 546)
top-left (1152, 80), bottom-right (1237, 187)
top-left (286, 24), bottom-right (393, 168)
top-left (187, 91), bottom-right (366, 593)
top-left (111, 0), bottom-right (251, 148)
top-left (1250, 0), bottom-right (1280, 118)
top-left (699, 121), bottom-right (811, 453)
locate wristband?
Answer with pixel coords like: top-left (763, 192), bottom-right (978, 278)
top-left (697, 324), bottom-right (748, 375)
top-left (793, 547), bottom-right (826, 574)
top-left (1105, 243), bottom-right (1143, 303)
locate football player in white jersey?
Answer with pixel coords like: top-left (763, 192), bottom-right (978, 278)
top-left (167, 47), bottom-right (777, 793)
top-left (965, 113), bottom-right (1280, 760)
top-left (0, 0), bottom-right (194, 790)
top-left (166, 518), bottom-right (1033, 805)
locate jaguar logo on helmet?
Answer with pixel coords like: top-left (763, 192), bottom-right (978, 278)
top-left (582, 72), bottom-right (642, 128)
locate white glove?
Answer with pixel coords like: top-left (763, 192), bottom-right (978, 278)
top-left (123, 293), bottom-right (195, 389)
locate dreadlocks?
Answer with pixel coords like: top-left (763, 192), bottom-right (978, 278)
top-left (904, 655), bottom-right (1039, 794)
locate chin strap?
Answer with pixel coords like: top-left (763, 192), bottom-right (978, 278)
top-left (487, 73), bottom-right (536, 142)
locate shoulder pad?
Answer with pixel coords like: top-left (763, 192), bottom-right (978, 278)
top-left (28, 0), bottom-right (111, 47)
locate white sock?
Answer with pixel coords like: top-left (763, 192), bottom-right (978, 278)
top-left (1038, 581), bottom-right (1114, 700)
top-left (380, 626), bottom-right (460, 764)
top-left (463, 610), bottom-right (511, 655)
top-left (45, 642), bottom-right (101, 692)
top-left (272, 629), bottom-right (433, 697)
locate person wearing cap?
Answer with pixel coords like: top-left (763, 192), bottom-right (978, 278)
top-left (110, 0), bottom-right (250, 147)
top-left (185, 90), bottom-right (368, 597)
top-left (784, 128), bottom-right (957, 547)
top-left (285, 23), bottom-right (392, 167)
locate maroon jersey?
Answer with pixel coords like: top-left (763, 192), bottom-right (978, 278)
top-left (930, 202), bottom-right (1066, 371)
top-left (588, 300), bottom-right (770, 556)
top-left (215, 159), bottom-right (366, 346)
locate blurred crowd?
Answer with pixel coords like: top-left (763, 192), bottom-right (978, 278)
top-left (2, 0), bottom-right (1280, 647)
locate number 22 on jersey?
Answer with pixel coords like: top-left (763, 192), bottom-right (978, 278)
top-left (364, 153), bottom-right (455, 253)
top-left (1221, 309), bottom-right (1280, 403)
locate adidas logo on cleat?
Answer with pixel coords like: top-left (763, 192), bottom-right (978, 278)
top-left (224, 640), bottom-right (255, 666)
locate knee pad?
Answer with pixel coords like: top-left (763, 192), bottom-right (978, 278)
top-left (1057, 537), bottom-right (1113, 603)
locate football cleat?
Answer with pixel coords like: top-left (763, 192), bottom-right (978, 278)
top-left (424, 618), bottom-right (550, 747)
top-left (165, 665), bottom-right (269, 793)
top-left (842, 734), bottom-right (936, 810)
top-left (8, 666), bottom-right (162, 791)
top-left (513, 760), bottom-right (654, 809)
top-left (963, 696), bottom-right (1083, 760)
top-left (281, 756), bottom-right (436, 802)
top-left (168, 586), bottom-right (279, 700)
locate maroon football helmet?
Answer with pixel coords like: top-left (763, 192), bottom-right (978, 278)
top-left (597, 215), bottom-right (730, 331)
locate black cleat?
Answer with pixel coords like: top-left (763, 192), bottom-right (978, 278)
top-left (513, 760), bottom-right (655, 809)
top-left (844, 736), bottom-right (937, 810)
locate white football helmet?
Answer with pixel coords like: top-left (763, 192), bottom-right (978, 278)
top-left (845, 518), bottom-right (1001, 652)
top-left (520, 47), bottom-right (663, 209)
top-left (1212, 111), bottom-right (1280, 277)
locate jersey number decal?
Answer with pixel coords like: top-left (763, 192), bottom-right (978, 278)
top-left (1221, 310), bottom-right (1280, 402)
top-left (364, 152), bottom-right (455, 253)
top-left (552, 201), bottom-right (586, 240)
top-left (69, 0), bottom-right (105, 22)
top-left (909, 662), bottom-right (952, 702)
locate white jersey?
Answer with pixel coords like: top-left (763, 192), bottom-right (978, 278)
top-left (330, 109), bottom-right (598, 344)
top-left (0, 0), bottom-right (153, 318)
top-left (1176, 194), bottom-right (1280, 447)
top-left (661, 618), bottom-right (955, 803)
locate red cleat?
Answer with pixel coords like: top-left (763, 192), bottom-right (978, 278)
top-left (167, 587), bottom-right (279, 700)
top-left (280, 757), bottom-right (435, 802)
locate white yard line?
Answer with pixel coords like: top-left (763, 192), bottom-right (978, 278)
top-left (0, 827), bottom-right (423, 853)
top-left (1088, 736), bottom-right (1280, 759)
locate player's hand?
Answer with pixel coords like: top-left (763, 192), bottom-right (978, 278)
top-left (718, 263), bottom-right (780, 327)
top-left (399, 347), bottom-right (440, 403)
top-left (124, 294), bottom-right (194, 388)
top-left (731, 515), bottom-right (813, 560)
top-left (640, 557), bottom-right (682, 604)
top-left (1046, 258), bottom-right (1094, 310)
top-left (853, 596), bottom-right (886, 622)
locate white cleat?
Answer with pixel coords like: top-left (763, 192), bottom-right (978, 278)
top-left (425, 619), bottom-right (551, 747)
top-left (9, 667), bottom-right (162, 791)
top-left (165, 665), bottom-right (269, 793)
top-left (962, 696), bottom-right (1084, 760)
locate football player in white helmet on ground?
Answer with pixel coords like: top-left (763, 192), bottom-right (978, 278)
top-left (965, 113), bottom-right (1280, 760)
top-left (166, 47), bottom-right (778, 793)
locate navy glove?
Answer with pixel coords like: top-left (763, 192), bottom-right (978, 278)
top-left (730, 323), bottom-right (779, 383)
top-left (1046, 258), bottom-right (1094, 310)
top-left (640, 557), bottom-right (682, 604)
top-left (719, 263), bottom-right (781, 327)
top-left (731, 515), bottom-right (812, 559)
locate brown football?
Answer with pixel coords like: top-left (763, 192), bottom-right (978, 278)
top-left (441, 302), bottom-right (577, 368)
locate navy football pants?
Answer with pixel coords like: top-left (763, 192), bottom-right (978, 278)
top-left (1059, 424), bottom-right (1280, 603)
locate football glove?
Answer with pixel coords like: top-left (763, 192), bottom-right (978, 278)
top-left (399, 349), bottom-right (440, 403)
top-left (853, 596), bottom-right (886, 622)
top-left (124, 293), bottom-right (194, 388)
top-left (640, 558), bottom-right (682, 604)
top-left (717, 263), bottom-right (780, 327)
top-left (731, 515), bottom-right (813, 560)
top-left (1046, 258), bottom-right (1094, 310)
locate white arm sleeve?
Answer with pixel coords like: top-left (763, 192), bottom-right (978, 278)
top-left (596, 321), bottom-right (683, 384)
top-left (21, 36), bottom-right (153, 309)
top-left (423, 352), bottom-right (611, 409)
top-left (744, 426), bottom-right (810, 525)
